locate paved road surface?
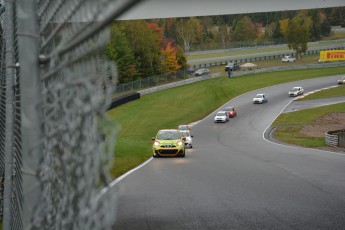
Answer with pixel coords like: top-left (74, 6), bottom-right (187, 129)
top-left (283, 96), bottom-right (345, 113)
top-left (113, 75), bottom-right (345, 230)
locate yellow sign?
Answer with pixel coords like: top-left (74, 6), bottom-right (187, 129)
top-left (319, 50), bottom-right (345, 62)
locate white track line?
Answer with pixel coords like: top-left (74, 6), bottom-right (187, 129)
top-left (263, 85), bottom-right (344, 156)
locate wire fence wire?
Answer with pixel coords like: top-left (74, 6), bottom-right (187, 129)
top-left (1, 0), bottom-right (23, 229)
top-left (1, 0), bottom-right (143, 229)
top-left (0, 0), bottom-right (6, 223)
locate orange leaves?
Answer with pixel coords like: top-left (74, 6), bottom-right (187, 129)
top-left (161, 42), bottom-right (181, 73)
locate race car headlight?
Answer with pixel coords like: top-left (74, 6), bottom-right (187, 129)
top-left (177, 140), bottom-right (183, 146)
top-left (153, 141), bottom-right (160, 147)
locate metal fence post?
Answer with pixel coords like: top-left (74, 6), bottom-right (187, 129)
top-left (3, 0), bottom-right (15, 228)
top-left (16, 0), bottom-right (43, 228)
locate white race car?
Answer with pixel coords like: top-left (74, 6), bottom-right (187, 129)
top-left (282, 55), bottom-right (296, 62)
top-left (288, 86), bottom-right (304, 97)
top-left (179, 131), bottom-right (193, 148)
top-left (214, 111), bottom-right (229, 123)
top-left (253, 93), bottom-right (268, 104)
top-left (338, 76), bottom-right (345, 85)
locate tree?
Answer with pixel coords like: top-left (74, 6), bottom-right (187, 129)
top-left (232, 16), bottom-right (256, 42)
top-left (161, 42), bottom-right (180, 73)
top-left (176, 18), bottom-right (203, 53)
top-left (264, 22), bottom-right (276, 39)
top-left (175, 46), bottom-right (188, 70)
top-left (279, 18), bottom-right (289, 36)
top-left (308, 9), bottom-right (321, 41)
top-left (272, 21), bottom-right (283, 40)
top-left (320, 20), bottom-right (331, 37)
top-left (107, 23), bottom-right (138, 84)
top-left (217, 25), bottom-right (230, 49)
top-left (285, 14), bottom-right (312, 59)
top-left (122, 21), bottom-right (163, 77)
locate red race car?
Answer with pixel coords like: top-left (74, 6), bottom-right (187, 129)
top-left (223, 106), bottom-right (237, 118)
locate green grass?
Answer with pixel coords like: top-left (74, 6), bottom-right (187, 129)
top-left (272, 102), bottom-right (345, 147)
top-left (274, 126), bottom-right (325, 147)
top-left (273, 102), bottom-right (345, 126)
top-left (272, 103), bottom-right (345, 126)
top-left (297, 85), bottom-right (345, 101)
top-left (107, 66), bottom-right (345, 178)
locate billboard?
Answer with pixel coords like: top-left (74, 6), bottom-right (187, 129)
top-left (319, 50), bottom-right (345, 62)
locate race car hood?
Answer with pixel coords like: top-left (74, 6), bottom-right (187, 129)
top-left (156, 139), bottom-right (181, 145)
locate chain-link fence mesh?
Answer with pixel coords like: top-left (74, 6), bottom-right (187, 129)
top-left (1, 0), bottom-right (23, 229)
top-left (1, 0), bottom-right (142, 229)
top-left (0, 0), bottom-right (5, 221)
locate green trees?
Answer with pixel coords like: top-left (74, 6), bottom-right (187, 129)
top-left (107, 21), bottom-right (188, 82)
top-left (123, 21), bottom-right (163, 77)
top-left (106, 7), bottom-right (345, 84)
top-left (232, 16), bottom-right (257, 42)
top-left (107, 24), bottom-right (137, 84)
top-left (176, 18), bottom-right (203, 53)
top-left (283, 13), bottom-right (312, 59)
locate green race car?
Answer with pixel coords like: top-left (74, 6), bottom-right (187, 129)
top-left (152, 129), bottom-right (186, 158)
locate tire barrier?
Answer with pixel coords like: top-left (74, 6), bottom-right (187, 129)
top-left (325, 129), bottom-right (345, 147)
top-left (107, 92), bottom-right (140, 110)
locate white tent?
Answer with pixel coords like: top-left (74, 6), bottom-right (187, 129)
top-left (240, 62), bottom-right (258, 69)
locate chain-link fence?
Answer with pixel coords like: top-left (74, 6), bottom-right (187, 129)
top-left (0, 0), bottom-right (6, 223)
top-left (113, 70), bottom-right (193, 95)
top-left (0, 0), bottom-right (143, 229)
top-left (1, 0), bottom-right (23, 229)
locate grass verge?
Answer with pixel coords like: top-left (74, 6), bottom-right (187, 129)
top-left (272, 102), bottom-right (345, 147)
top-left (107, 67), bottom-right (345, 178)
top-left (297, 84), bottom-right (345, 101)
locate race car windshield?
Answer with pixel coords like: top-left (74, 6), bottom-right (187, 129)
top-left (217, 112), bottom-right (226, 116)
top-left (180, 132), bottom-right (190, 137)
top-left (157, 131), bottom-right (181, 140)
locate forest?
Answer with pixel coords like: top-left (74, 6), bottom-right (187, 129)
top-left (106, 7), bottom-right (345, 84)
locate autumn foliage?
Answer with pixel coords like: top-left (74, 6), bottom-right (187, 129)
top-left (161, 42), bottom-right (181, 73)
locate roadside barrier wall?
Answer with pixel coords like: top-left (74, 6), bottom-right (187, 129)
top-left (107, 92), bottom-right (140, 110)
top-left (325, 129), bottom-right (345, 147)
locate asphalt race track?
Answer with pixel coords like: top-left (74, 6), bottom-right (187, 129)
top-left (112, 75), bottom-right (345, 230)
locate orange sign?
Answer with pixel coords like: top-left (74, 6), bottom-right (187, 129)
top-left (319, 50), bottom-right (345, 62)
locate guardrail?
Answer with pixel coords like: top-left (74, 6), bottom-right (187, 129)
top-left (325, 129), bottom-right (345, 147)
top-left (107, 92), bottom-right (140, 110)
